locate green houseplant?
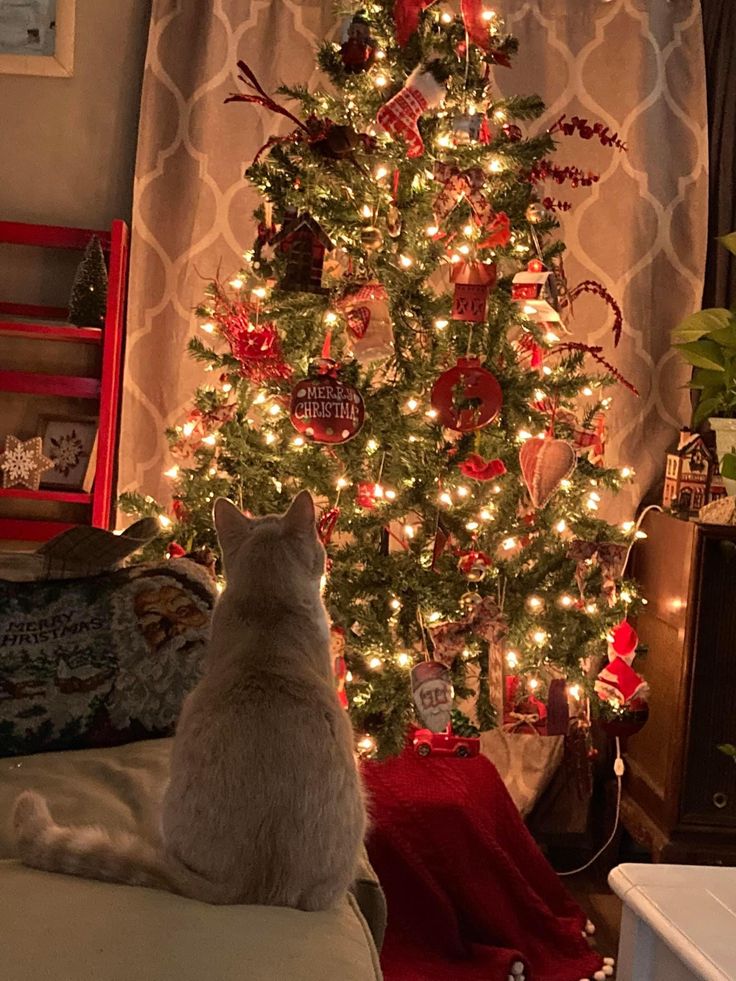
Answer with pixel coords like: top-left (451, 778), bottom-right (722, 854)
top-left (673, 232), bottom-right (736, 491)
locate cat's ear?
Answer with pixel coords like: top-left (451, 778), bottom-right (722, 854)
top-left (213, 499), bottom-right (253, 550)
top-left (283, 490), bottom-right (315, 534)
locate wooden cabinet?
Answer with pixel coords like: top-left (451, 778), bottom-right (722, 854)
top-left (0, 220), bottom-right (128, 542)
top-left (623, 510), bottom-right (736, 863)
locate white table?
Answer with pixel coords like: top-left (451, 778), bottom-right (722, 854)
top-left (609, 864), bottom-right (736, 981)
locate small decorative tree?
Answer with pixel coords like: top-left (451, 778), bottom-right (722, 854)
top-left (68, 235), bottom-right (108, 327)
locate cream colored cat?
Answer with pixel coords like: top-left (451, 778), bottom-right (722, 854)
top-left (14, 491), bottom-right (367, 910)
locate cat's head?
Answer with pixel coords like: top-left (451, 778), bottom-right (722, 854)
top-left (212, 491), bottom-right (326, 604)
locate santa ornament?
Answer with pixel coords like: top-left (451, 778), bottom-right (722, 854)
top-left (289, 360), bottom-right (365, 444)
top-left (336, 281), bottom-right (394, 363)
top-left (431, 357), bottom-right (503, 432)
top-left (411, 660), bottom-right (454, 732)
top-left (340, 13), bottom-right (376, 73)
top-left (375, 62), bottom-right (447, 158)
top-left (519, 437), bottom-right (576, 508)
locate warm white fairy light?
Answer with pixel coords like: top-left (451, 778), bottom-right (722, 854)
top-left (436, 134), bottom-right (453, 149)
top-left (568, 684), bottom-right (581, 699)
top-left (268, 404), bottom-right (281, 416)
top-left (221, 382), bottom-right (232, 393)
top-left (542, 365), bottom-right (553, 376)
top-left (544, 329), bottom-right (560, 343)
top-left (482, 8), bottom-right (496, 20)
top-left (528, 677), bottom-right (540, 691)
top-left (559, 594), bottom-right (574, 608)
top-left (397, 652), bottom-right (412, 667)
top-left (466, 520), bottom-right (479, 531)
top-left (434, 318), bottom-right (449, 330)
top-left (450, 253), bottom-right (462, 264)
top-left (555, 519), bottom-right (567, 533)
top-left (293, 436), bottom-right (305, 447)
top-left (635, 530), bottom-right (648, 540)
top-left (385, 489), bottom-right (397, 501)
top-left (358, 735), bottom-right (375, 753)
top-left (164, 466), bottom-right (179, 479)
top-left (502, 537), bottom-right (517, 551)
top-left (202, 434), bottom-right (217, 446)
top-left (200, 322), bottom-right (214, 334)
top-left (375, 164), bottom-right (389, 179)
top-left (366, 438), bottom-right (379, 453)
top-left (428, 611), bottom-right (443, 623)
top-left (527, 595), bottom-right (543, 611)
top-left (620, 589), bottom-right (632, 603)
top-left (252, 286), bottom-right (267, 299)
top-left (390, 598), bottom-right (401, 611)
top-left (254, 391), bottom-right (267, 405)
top-left (406, 397), bottom-right (419, 411)
top-left (456, 485), bottom-right (469, 498)
top-left (493, 108), bottom-right (507, 122)
top-left (581, 386), bottom-right (593, 397)
top-left (458, 244), bottom-right (470, 255)
top-left (264, 432), bottom-right (276, 445)
top-left (518, 429), bottom-right (533, 441)
top-left (620, 466), bottom-right (634, 479)
top-left (426, 224), bottom-right (439, 236)
top-left (182, 421), bottom-right (196, 438)
top-left (324, 311), bottom-right (338, 325)
top-left (480, 508), bottom-right (493, 521)
top-left (336, 476), bottom-right (349, 490)
top-left (208, 465), bottom-right (217, 476)
top-left (439, 491), bottom-right (453, 506)
top-left (560, 478), bottom-right (572, 490)
top-left (375, 49), bottom-right (385, 60)
top-left (532, 629), bottom-right (548, 645)
top-left (426, 408), bottom-right (439, 419)
top-left (585, 601), bottom-right (597, 614)
top-left (360, 204), bottom-right (373, 219)
top-left (369, 655), bottom-right (382, 669)
top-left (440, 10), bottom-right (453, 23)
top-left (506, 650), bottom-right (519, 668)
top-left (374, 73), bottom-right (388, 87)
top-left (585, 497), bottom-right (599, 512)
top-left (463, 224), bottom-right (474, 237)
top-left (373, 483), bottom-right (384, 499)
top-left (399, 254), bottom-right (413, 268)
top-left (229, 277), bottom-right (243, 289)
top-left (158, 514), bottom-right (172, 529)
top-left (488, 157), bottom-right (504, 173)
top-left (534, 389), bottom-right (546, 402)
top-left (404, 523), bottom-right (416, 539)
top-left (522, 304), bottom-right (537, 316)
top-left (621, 520), bottom-right (635, 532)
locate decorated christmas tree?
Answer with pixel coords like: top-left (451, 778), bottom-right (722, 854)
top-left (122, 2), bottom-right (646, 758)
top-left (68, 235), bottom-right (108, 327)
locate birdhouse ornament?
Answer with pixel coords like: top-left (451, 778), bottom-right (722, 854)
top-left (336, 281), bottom-right (394, 364)
top-left (451, 260), bottom-right (497, 323)
top-left (511, 259), bottom-right (562, 327)
top-left (271, 211), bottom-right (334, 294)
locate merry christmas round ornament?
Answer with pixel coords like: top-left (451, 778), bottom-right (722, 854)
top-left (430, 357), bottom-right (503, 432)
top-left (519, 437), bottom-right (576, 508)
top-left (289, 360), bottom-right (365, 444)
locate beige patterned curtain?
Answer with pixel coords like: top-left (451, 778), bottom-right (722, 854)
top-left (119, 0), bottom-right (707, 519)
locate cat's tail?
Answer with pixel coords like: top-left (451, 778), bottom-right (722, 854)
top-left (13, 791), bottom-right (237, 904)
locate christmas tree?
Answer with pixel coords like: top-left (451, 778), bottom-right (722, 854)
top-left (68, 235), bottom-right (108, 327)
top-left (121, 2), bottom-right (643, 758)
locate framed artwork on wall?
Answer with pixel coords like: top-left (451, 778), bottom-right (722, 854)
top-left (0, 0), bottom-right (74, 77)
top-left (39, 417), bottom-right (97, 490)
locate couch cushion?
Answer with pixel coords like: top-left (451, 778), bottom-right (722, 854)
top-left (0, 861), bottom-right (382, 981)
top-left (0, 560), bottom-right (215, 756)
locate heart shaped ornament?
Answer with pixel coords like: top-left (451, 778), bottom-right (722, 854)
top-left (519, 438), bottom-right (576, 508)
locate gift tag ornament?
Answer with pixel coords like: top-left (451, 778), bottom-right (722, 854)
top-left (519, 438), bottom-right (576, 508)
top-left (431, 357), bottom-right (502, 432)
top-left (290, 362), bottom-right (365, 444)
top-left (411, 661), bottom-right (453, 732)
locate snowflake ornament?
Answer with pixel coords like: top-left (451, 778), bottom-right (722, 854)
top-left (0, 435), bottom-right (54, 491)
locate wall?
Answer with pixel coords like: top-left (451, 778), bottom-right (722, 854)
top-left (0, 0), bottom-right (151, 306)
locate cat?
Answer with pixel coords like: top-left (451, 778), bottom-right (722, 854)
top-left (13, 490), bottom-right (367, 910)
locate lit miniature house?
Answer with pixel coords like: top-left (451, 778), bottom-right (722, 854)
top-left (511, 258), bottom-right (562, 328)
top-left (662, 430), bottom-right (727, 514)
top-left (451, 260), bottom-right (497, 322)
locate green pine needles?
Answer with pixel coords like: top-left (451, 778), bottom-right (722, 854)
top-left (121, 2), bottom-right (640, 757)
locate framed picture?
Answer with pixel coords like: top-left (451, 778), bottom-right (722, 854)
top-left (39, 417), bottom-right (97, 490)
top-left (0, 0), bottom-right (74, 77)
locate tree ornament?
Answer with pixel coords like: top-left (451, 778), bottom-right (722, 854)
top-left (360, 226), bottom-right (384, 252)
top-left (433, 162), bottom-right (494, 229)
top-left (394, 0), bottom-right (497, 52)
top-left (595, 655), bottom-right (649, 707)
top-left (525, 201), bottom-right (550, 224)
top-left (68, 235), bottom-right (108, 327)
top-left (451, 112), bottom-right (483, 145)
top-left (457, 549), bottom-right (493, 582)
top-left (330, 626), bottom-right (349, 709)
top-left (336, 281), bottom-right (394, 363)
top-left (459, 590), bottom-right (482, 615)
top-left (386, 204), bottom-right (402, 238)
top-left (501, 122), bottom-right (523, 142)
top-left (519, 438), bottom-right (576, 509)
top-left (356, 481), bottom-right (380, 509)
top-left (511, 259), bottom-right (562, 327)
top-left (375, 62), bottom-right (447, 158)
top-left (458, 453), bottom-right (506, 481)
top-left (0, 435), bottom-right (54, 491)
top-left (210, 288), bottom-right (291, 382)
top-left (411, 660), bottom-right (453, 731)
top-left (431, 357), bottom-right (503, 432)
top-left (451, 261), bottom-right (497, 323)
top-left (289, 359), bottom-right (365, 444)
top-left (340, 13), bottom-right (376, 74)
top-left (270, 211), bottom-right (334, 294)
top-left (567, 540), bottom-right (628, 605)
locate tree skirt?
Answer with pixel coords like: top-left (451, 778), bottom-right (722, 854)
top-left (362, 747), bottom-right (606, 981)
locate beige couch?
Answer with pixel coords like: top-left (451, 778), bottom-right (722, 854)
top-left (0, 739), bottom-right (384, 981)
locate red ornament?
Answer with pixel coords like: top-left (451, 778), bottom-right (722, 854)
top-left (451, 261), bottom-right (497, 323)
top-left (519, 437), bottom-right (576, 509)
top-left (458, 453), bottom-right (506, 481)
top-left (340, 14), bottom-right (376, 73)
top-left (457, 549), bottom-right (493, 582)
top-left (356, 481), bottom-right (379, 509)
top-left (610, 620), bottom-right (638, 663)
top-left (318, 506), bottom-right (340, 545)
top-left (210, 288), bottom-right (291, 383)
top-left (502, 122), bottom-right (523, 142)
top-left (166, 542), bottom-right (186, 559)
top-left (290, 365), bottom-right (365, 445)
top-left (431, 357), bottom-right (503, 432)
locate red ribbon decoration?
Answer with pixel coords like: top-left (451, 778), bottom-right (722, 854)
top-left (458, 454), bottom-right (507, 481)
top-left (394, 0), bottom-right (492, 51)
top-left (318, 507), bottom-right (340, 546)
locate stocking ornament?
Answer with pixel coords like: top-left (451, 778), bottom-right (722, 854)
top-left (376, 64), bottom-right (446, 158)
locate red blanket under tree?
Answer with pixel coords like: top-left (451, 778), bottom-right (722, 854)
top-left (362, 746), bottom-right (605, 981)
